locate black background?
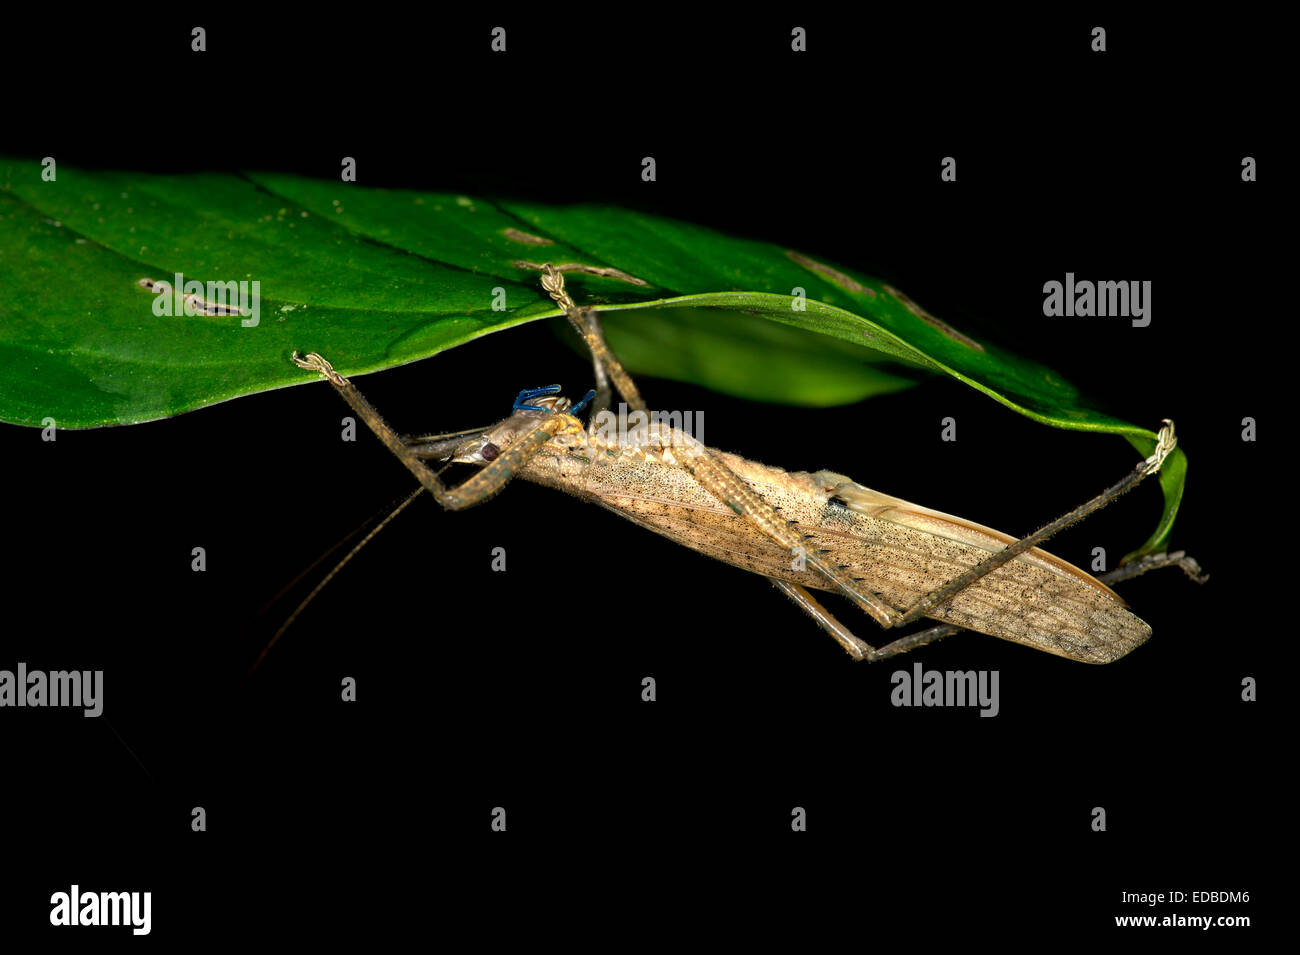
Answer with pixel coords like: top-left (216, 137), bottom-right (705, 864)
top-left (1, 9), bottom-right (1282, 944)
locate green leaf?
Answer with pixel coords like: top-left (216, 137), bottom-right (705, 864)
top-left (0, 158), bottom-right (1184, 557)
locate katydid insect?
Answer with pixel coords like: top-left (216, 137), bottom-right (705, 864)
top-left (279, 264), bottom-right (1203, 667)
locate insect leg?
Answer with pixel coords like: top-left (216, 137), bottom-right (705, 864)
top-left (769, 580), bottom-right (878, 659)
top-left (891, 420), bottom-right (1180, 628)
top-left (291, 351), bottom-right (581, 510)
top-left (669, 439), bottom-right (905, 628)
top-left (773, 546), bottom-right (1203, 664)
top-left (771, 579), bottom-right (959, 660)
top-left (863, 626), bottom-right (963, 661)
top-left (540, 263), bottom-right (647, 415)
top-left (865, 550), bottom-right (1204, 660)
top-left (586, 341), bottom-right (613, 422)
top-left (1092, 549), bottom-right (1208, 586)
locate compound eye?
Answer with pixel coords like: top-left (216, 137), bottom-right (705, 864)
top-left (481, 442), bottom-right (500, 462)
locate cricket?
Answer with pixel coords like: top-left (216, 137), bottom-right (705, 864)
top-left (270, 263), bottom-right (1204, 669)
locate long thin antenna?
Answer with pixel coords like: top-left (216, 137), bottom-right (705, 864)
top-left (248, 485), bottom-right (424, 674)
top-left (255, 499), bottom-right (399, 619)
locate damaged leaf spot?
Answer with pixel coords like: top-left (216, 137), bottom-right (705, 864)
top-left (186, 294), bottom-right (246, 316)
top-left (136, 277), bottom-right (247, 317)
top-left (513, 260), bottom-right (650, 287)
top-left (785, 250), bottom-right (875, 297)
top-left (883, 284), bottom-right (985, 353)
top-left (503, 228), bottom-right (553, 246)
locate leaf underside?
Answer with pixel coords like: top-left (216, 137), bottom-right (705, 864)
top-left (0, 159), bottom-right (1185, 557)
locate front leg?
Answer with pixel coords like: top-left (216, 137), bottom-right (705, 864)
top-left (291, 352), bottom-right (582, 510)
top-left (540, 264), bottom-right (647, 416)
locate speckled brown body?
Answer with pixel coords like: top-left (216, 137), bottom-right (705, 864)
top-left (517, 423), bottom-right (1151, 663)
